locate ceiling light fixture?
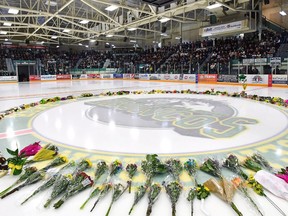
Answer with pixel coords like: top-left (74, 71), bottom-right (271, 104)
top-left (63, 29), bottom-right (70, 33)
top-left (78, 43), bottom-right (82, 46)
top-left (90, 39), bottom-right (96, 42)
top-left (5, 38), bottom-right (8, 41)
top-left (105, 5), bottom-right (118, 11)
top-left (128, 27), bottom-right (137, 31)
top-left (159, 17), bottom-right (170, 23)
top-left (8, 9), bottom-right (19, 14)
top-left (279, 11), bottom-right (287, 16)
top-left (45, 0), bottom-right (57, 6)
top-left (80, 20), bottom-right (89, 24)
top-left (130, 40), bottom-right (136, 43)
top-left (3, 22), bottom-right (12, 26)
top-left (206, 3), bottom-right (222, 9)
top-left (51, 36), bottom-right (58, 39)
top-left (106, 34), bottom-right (113, 37)
top-left (0, 31), bottom-right (8, 35)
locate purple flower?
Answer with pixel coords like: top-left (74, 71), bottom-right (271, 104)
top-left (19, 142), bottom-right (42, 157)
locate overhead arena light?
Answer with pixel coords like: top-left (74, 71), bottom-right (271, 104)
top-left (160, 33), bottom-right (168, 36)
top-left (78, 43), bottom-right (83, 46)
top-left (5, 38), bottom-right (8, 41)
top-left (106, 34), bottom-right (113, 37)
top-left (159, 17), bottom-right (170, 23)
top-left (105, 5), bottom-right (118, 11)
top-left (79, 20), bottom-right (89, 24)
top-left (130, 40), bottom-right (136, 43)
top-left (85, 45), bottom-right (89, 48)
top-left (51, 35), bottom-right (58, 39)
top-left (63, 29), bottom-right (70, 33)
top-left (90, 39), bottom-right (96, 42)
top-left (207, 3), bottom-right (222, 9)
top-left (8, 9), bottom-right (19, 14)
top-left (128, 27), bottom-right (137, 31)
top-left (0, 31), bottom-right (8, 35)
top-left (3, 22), bottom-right (12, 26)
top-left (45, 0), bottom-right (57, 6)
top-left (279, 11), bottom-right (287, 16)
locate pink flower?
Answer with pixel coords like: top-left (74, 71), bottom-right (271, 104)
top-left (19, 141), bottom-right (42, 157)
top-left (284, 99), bottom-right (288, 104)
top-left (276, 174), bottom-right (288, 183)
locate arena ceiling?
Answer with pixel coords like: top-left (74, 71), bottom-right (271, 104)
top-left (0, 0), bottom-right (273, 46)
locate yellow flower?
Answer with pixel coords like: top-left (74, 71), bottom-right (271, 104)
top-left (204, 186), bottom-right (209, 192)
top-left (196, 187), bottom-right (201, 191)
top-left (65, 174), bottom-right (73, 180)
top-left (60, 155), bottom-right (68, 163)
top-left (85, 159), bottom-right (93, 168)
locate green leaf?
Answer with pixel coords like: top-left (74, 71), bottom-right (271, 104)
top-left (6, 148), bottom-right (18, 156)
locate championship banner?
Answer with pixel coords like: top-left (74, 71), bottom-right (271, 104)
top-left (113, 73), bottom-right (123, 79)
top-left (217, 75), bottom-right (238, 83)
top-left (0, 76), bottom-right (18, 81)
top-left (182, 74), bottom-right (196, 82)
top-left (200, 20), bottom-right (248, 37)
top-left (29, 75), bottom-right (41, 81)
top-left (272, 75), bottom-right (287, 84)
top-left (56, 74), bottom-right (71, 80)
top-left (40, 75), bottom-right (56, 81)
top-left (198, 74), bottom-right (217, 83)
top-left (100, 74), bottom-right (112, 79)
top-left (87, 74), bottom-right (100, 79)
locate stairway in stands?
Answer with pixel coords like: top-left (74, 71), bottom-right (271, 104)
top-left (276, 43), bottom-right (288, 59)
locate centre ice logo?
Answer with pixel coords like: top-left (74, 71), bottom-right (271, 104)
top-left (85, 97), bottom-right (258, 139)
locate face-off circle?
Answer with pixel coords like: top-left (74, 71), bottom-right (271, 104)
top-left (32, 94), bottom-right (288, 154)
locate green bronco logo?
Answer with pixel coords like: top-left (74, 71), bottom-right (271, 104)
top-left (85, 97), bottom-right (258, 139)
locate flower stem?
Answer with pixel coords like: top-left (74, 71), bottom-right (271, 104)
top-left (0, 183), bottom-right (17, 196)
top-left (231, 202), bottom-right (243, 216)
top-left (172, 203), bottom-right (176, 216)
top-left (53, 199), bottom-right (64, 209)
top-left (44, 199), bottom-right (52, 208)
top-left (191, 200), bottom-right (194, 216)
top-left (146, 204), bottom-right (152, 216)
top-left (80, 197), bottom-right (91, 210)
top-left (90, 199), bottom-right (100, 212)
top-left (128, 181), bottom-right (132, 193)
top-left (105, 202), bottom-right (113, 216)
top-left (264, 194), bottom-right (286, 216)
top-left (128, 204), bottom-right (135, 215)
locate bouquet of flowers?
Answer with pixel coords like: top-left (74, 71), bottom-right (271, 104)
top-left (200, 158), bottom-right (222, 178)
top-left (0, 166), bottom-right (37, 196)
top-left (195, 184), bottom-right (210, 216)
top-left (187, 188), bottom-right (197, 216)
top-left (105, 183), bottom-right (128, 216)
top-left (165, 159), bottom-right (183, 181)
top-left (6, 146), bottom-right (27, 175)
top-left (204, 178), bottom-right (243, 216)
top-left (146, 183), bottom-right (162, 216)
top-left (21, 161), bottom-right (75, 204)
top-left (141, 154), bottom-right (167, 187)
top-left (276, 167), bottom-right (288, 183)
top-left (44, 174), bottom-right (71, 207)
top-left (25, 144), bottom-right (59, 164)
top-left (90, 183), bottom-right (113, 212)
top-left (250, 153), bottom-right (274, 172)
top-left (1, 170), bottom-right (45, 199)
top-left (73, 158), bottom-right (93, 174)
top-left (247, 175), bottom-right (286, 216)
top-left (19, 141), bottom-right (42, 157)
top-left (53, 171), bottom-right (93, 209)
top-left (223, 154), bottom-right (248, 180)
top-left (106, 160), bottom-right (123, 182)
top-left (242, 157), bottom-right (262, 172)
top-left (40, 155), bottom-right (68, 172)
top-left (80, 161), bottom-right (108, 209)
top-left (184, 159), bottom-right (198, 184)
top-left (163, 181), bottom-right (182, 216)
top-left (232, 177), bottom-right (263, 216)
top-left (128, 185), bottom-right (147, 215)
top-left (126, 163), bottom-right (138, 193)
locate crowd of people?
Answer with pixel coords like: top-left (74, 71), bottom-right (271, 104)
top-left (0, 29), bottom-right (286, 76)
